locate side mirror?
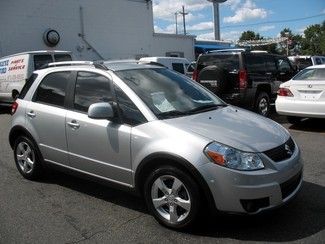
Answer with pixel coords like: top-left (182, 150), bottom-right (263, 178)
top-left (88, 102), bottom-right (114, 120)
top-left (12, 90), bottom-right (19, 100)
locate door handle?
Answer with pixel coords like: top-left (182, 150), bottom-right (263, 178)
top-left (27, 111), bottom-right (36, 118)
top-left (265, 72), bottom-right (272, 75)
top-left (67, 120), bottom-right (80, 129)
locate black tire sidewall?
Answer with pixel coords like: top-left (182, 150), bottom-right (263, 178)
top-left (255, 92), bottom-right (270, 116)
top-left (143, 166), bottom-right (201, 229)
top-left (13, 136), bottom-right (42, 180)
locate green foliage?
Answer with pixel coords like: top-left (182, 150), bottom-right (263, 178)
top-left (237, 22), bottom-right (325, 56)
top-left (301, 21), bottom-right (325, 55)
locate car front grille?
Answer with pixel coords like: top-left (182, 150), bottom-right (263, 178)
top-left (263, 137), bottom-right (295, 162)
top-left (280, 171), bottom-right (302, 199)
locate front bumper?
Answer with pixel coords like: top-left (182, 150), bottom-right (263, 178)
top-left (198, 143), bottom-right (303, 214)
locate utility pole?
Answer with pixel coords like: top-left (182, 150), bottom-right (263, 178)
top-left (178, 5), bottom-right (188, 35)
top-left (175, 12), bottom-right (178, 34)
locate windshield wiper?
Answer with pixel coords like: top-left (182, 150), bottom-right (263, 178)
top-left (188, 104), bottom-right (227, 114)
top-left (157, 110), bottom-right (187, 119)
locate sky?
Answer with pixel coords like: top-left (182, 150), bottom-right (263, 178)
top-left (152, 0), bottom-right (325, 42)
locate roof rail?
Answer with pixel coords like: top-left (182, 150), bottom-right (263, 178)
top-left (206, 48), bottom-right (246, 53)
top-left (137, 60), bottom-right (166, 67)
top-left (250, 50), bottom-right (268, 53)
top-left (40, 61), bottom-right (108, 70)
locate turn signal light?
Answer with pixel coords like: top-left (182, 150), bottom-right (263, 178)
top-left (277, 88), bottom-right (294, 97)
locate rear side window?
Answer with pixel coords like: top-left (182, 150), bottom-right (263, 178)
top-left (277, 58), bottom-right (292, 72)
top-left (34, 55), bottom-right (53, 70)
top-left (19, 73), bottom-right (38, 99)
top-left (34, 71), bottom-right (71, 107)
top-left (315, 58), bottom-right (322, 65)
top-left (172, 63), bottom-right (185, 74)
top-left (197, 54), bottom-right (239, 72)
top-left (74, 72), bottom-right (112, 113)
top-left (265, 56), bottom-right (277, 73)
top-left (245, 55), bottom-right (265, 73)
top-left (54, 54), bottom-right (72, 62)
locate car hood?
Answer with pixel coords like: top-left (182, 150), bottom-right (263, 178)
top-left (164, 106), bottom-right (290, 152)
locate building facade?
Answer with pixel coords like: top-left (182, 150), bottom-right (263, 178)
top-left (0, 0), bottom-right (195, 61)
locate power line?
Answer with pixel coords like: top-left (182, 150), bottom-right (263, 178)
top-left (221, 13), bottom-right (325, 29)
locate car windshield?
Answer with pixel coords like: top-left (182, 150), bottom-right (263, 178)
top-left (293, 68), bottom-right (325, 81)
top-left (116, 68), bottom-right (225, 119)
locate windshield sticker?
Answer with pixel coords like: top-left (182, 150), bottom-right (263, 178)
top-left (151, 92), bottom-right (175, 112)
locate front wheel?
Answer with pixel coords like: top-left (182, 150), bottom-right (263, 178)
top-left (143, 166), bottom-right (201, 229)
top-left (255, 92), bottom-right (270, 117)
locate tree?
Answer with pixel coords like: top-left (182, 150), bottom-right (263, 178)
top-left (239, 30), bottom-right (262, 41)
top-left (278, 28), bottom-right (302, 55)
top-left (301, 21), bottom-right (325, 55)
top-left (238, 31), bottom-right (278, 54)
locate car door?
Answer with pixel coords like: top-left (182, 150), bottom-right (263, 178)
top-left (65, 71), bottom-right (133, 186)
top-left (26, 71), bottom-right (72, 165)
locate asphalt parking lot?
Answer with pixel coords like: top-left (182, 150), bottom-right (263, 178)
top-left (0, 107), bottom-right (324, 243)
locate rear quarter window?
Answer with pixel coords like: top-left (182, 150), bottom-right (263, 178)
top-left (18, 74), bottom-right (38, 99)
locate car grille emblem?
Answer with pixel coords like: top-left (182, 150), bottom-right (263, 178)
top-left (285, 144), bottom-right (293, 156)
top-left (308, 84), bottom-right (313, 88)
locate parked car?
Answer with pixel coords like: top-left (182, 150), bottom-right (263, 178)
top-left (9, 61), bottom-right (302, 229)
top-left (139, 57), bottom-right (192, 76)
top-left (276, 64), bottom-right (325, 123)
top-left (288, 55), bottom-right (325, 71)
top-left (193, 49), bottom-right (297, 116)
top-left (0, 50), bottom-right (72, 104)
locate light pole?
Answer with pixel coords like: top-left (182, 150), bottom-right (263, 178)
top-left (178, 5), bottom-right (188, 35)
top-left (284, 31), bottom-right (289, 56)
top-left (207, 0), bottom-right (227, 40)
top-left (175, 12), bottom-right (178, 34)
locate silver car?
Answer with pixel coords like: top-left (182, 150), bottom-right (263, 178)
top-left (9, 61), bottom-right (303, 229)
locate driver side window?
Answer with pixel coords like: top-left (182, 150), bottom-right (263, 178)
top-left (74, 72), bottom-right (113, 113)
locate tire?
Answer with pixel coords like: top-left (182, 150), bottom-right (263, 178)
top-left (255, 92), bottom-right (270, 117)
top-left (287, 116), bottom-right (301, 124)
top-left (13, 136), bottom-right (43, 180)
top-left (198, 65), bottom-right (226, 96)
top-left (143, 165), bottom-right (201, 229)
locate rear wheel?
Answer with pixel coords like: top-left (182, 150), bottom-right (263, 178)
top-left (143, 166), bottom-right (201, 229)
top-left (14, 136), bottom-right (43, 180)
top-left (255, 92), bottom-right (270, 117)
top-left (287, 116), bottom-right (301, 124)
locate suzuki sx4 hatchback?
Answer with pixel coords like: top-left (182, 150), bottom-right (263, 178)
top-left (9, 61), bottom-right (303, 229)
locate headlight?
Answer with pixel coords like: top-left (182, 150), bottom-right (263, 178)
top-left (204, 142), bottom-right (264, 171)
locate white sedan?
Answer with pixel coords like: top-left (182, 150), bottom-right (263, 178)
top-left (276, 64), bottom-right (325, 123)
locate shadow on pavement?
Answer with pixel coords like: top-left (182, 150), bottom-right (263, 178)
top-left (0, 104), bottom-right (10, 114)
top-left (37, 168), bottom-right (325, 242)
top-left (189, 181), bottom-right (325, 242)
top-left (38, 170), bottom-right (147, 214)
top-left (270, 112), bottom-right (325, 133)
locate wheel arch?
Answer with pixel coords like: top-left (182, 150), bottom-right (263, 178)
top-left (134, 152), bottom-right (217, 213)
top-left (9, 125), bottom-right (36, 149)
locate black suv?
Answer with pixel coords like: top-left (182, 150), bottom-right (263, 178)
top-left (193, 49), bottom-right (297, 116)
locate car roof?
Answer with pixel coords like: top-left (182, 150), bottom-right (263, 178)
top-left (34, 60), bottom-right (165, 74)
top-left (306, 64), bottom-right (325, 69)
